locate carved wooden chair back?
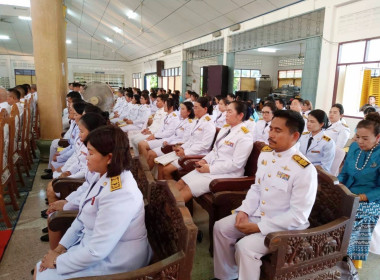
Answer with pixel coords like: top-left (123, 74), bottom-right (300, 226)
top-left (244, 141), bottom-right (266, 177)
top-left (10, 104), bottom-right (21, 154)
top-left (146, 181), bottom-right (197, 279)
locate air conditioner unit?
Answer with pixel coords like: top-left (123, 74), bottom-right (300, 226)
top-left (212, 30), bottom-right (222, 38)
top-left (230, 24), bottom-right (241, 32)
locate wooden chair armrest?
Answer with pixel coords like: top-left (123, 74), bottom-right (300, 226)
top-left (48, 210), bottom-right (78, 232)
top-left (178, 155), bottom-right (204, 172)
top-left (161, 144), bottom-right (174, 154)
top-left (210, 177), bottom-right (254, 193)
top-left (71, 251), bottom-right (185, 280)
top-left (316, 166), bottom-right (339, 185)
top-left (58, 139), bottom-right (69, 148)
top-left (52, 178), bottom-right (85, 200)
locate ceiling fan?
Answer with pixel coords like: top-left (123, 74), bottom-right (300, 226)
top-left (138, 0), bottom-right (152, 34)
top-left (298, 43), bottom-right (304, 59)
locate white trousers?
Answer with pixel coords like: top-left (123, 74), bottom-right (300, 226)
top-left (48, 139), bottom-right (59, 168)
top-left (213, 214), bottom-right (269, 280)
top-left (130, 133), bottom-right (149, 156)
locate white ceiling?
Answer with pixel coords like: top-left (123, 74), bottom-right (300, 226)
top-left (0, 0), bottom-right (302, 61)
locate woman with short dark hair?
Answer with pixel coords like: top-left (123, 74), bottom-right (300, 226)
top-left (325, 103), bottom-right (350, 148)
top-left (299, 109), bottom-right (336, 172)
top-left (34, 126), bottom-right (151, 280)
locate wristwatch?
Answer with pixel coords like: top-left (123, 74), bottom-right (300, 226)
top-left (53, 258), bottom-right (57, 268)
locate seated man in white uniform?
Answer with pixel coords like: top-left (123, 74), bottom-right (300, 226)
top-left (290, 97), bottom-right (308, 132)
top-left (130, 95), bottom-right (167, 156)
top-left (213, 110), bottom-right (318, 280)
top-left (175, 101), bottom-right (254, 202)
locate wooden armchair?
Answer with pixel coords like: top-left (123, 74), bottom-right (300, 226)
top-left (52, 178), bottom-right (86, 200)
top-left (50, 180), bottom-right (197, 280)
top-left (175, 141), bottom-right (266, 254)
top-left (259, 167), bottom-right (359, 279)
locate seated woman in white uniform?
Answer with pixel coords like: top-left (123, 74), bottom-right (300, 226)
top-left (299, 109), bottom-right (336, 173)
top-left (138, 98), bottom-right (180, 160)
top-left (325, 103), bottom-right (350, 149)
top-left (302, 100), bottom-right (313, 117)
top-left (119, 93), bottom-right (151, 132)
top-left (34, 126), bottom-right (152, 280)
top-left (110, 91), bottom-right (133, 123)
top-left (143, 101), bottom-right (195, 169)
top-left (45, 112), bottom-right (108, 204)
top-left (175, 101), bottom-right (254, 202)
top-left (51, 102), bottom-right (86, 173)
top-left (214, 98), bottom-right (228, 128)
top-left (252, 102), bottom-right (276, 144)
top-left (158, 97), bottom-right (216, 180)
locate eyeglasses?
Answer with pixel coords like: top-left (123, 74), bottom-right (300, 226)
top-left (262, 111), bottom-right (272, 115)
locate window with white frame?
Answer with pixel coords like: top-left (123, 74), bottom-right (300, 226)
top-left (132, 73), bottom-right (142, 89)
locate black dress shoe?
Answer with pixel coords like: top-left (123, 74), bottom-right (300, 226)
top-left (42, 227), bottom-right (48, 233)
top-left (44, 169), bottom-right (52, 173)
top-left (41, 209), bottom-right (48, 219)
top-left (41, 173), bottom-right (53, 180)
top-left (31, 268), bottom-right (34, 275)
top-left (40, 234), bottom-right (49, 242)
top-left (197, 230), bottom-right (203, 243)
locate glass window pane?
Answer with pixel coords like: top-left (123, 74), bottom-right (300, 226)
top-left (250, 70), bottom-right (260, 78)
top-left (366, 39), bottom-right (380, 62)
top-left (241, 70), bottom-right (250, 77)
top-left (234, 69), bottom-right (241, 77)
top-left (294, 70), bottom-right (302, 78)
top-left (339, 41), bottom-right (366, 64)
top-left (286, 70), bottom-right (294, 78)
top-left (200, 67), bottom-right (203, 76)
top-left (278, 71), bottom-right (287, 78)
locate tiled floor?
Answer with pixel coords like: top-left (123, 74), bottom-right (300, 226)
top-left (0, 162), bottom-right (379, 279)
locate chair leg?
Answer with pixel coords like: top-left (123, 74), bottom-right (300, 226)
top-left (6, 182), bottom-right (19, 211)
top-left (11, 171), bottom-right (20, 198)
top-left (16, 163), bottom-right (25, 186)
top-left (21, 157), bottom-right (30, 177)
top-left (0, 193), bottom-right (12, 228)
top-left (30, 139), bottom-right (37, 158)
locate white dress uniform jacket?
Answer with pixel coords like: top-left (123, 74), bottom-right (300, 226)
top-left (181, 114), bottom-right (216, 156)
top-left (299, 130), bottom-right (336, 172)
top-left (252, 119), bottom-right (270, 144)
top-left (130, 108), bottom-right (167, 155)
top-left (182, 122), bottom-right (253, 197)
top-left (0, 101), bottom-right (11, 114)
top-left (36, 171), bottom-right (151, 279)
top-left (324, 120), bottom-right (350, 149)
top-left (214, 111), bottom-right (226, 128)
top-left (154, 111), bottom-right (180, 139)
top-left (120, 105), bottom-right (151, 132)
top-left (244, 117), bottom-right (256, 137)
top-left (213, 145), bottom-right (317, 280)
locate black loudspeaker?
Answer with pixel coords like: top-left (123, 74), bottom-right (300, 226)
top-left (202, 66), bottom-right (208, 94)
top-left (156, 60), bottom-right (164, 77)
top-left (206, 65), bottom-right (228, 98)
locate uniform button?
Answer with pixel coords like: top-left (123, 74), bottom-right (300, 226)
top-left (265, 188), bottom-right (269, 191)
top-left (261, 211), bottom-right (265, 216)
top-left (262, 201), bottom-right (266, 205)
top-left (278, 154), bottom-right (282, 157)
top-left (272, 159), bottom-right (276, 163)
top-left (103, 182), bottom-right (107, 186)
top-left (268, 174), bottom-right (271, 177)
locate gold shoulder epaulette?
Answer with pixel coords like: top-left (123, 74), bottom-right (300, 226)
top-left (241, 126), bottom-right (249, 134)
top-left (172, 112), bottom-right (177, 117)
top-left (110, 175), bottom-right (122, 192)
top-left (303, 115), bottom-right (308, 119)
top-left (322, 135), bottom-right (331, 142)
top-left (261, 145), bottom-right (273, 152)
top-left (249, 116), bottom-right (254, 121)
top-left (188, 119), bottom-right (193, 123)
top-left (205, 116), bottom-right (211, 121)
top-left (223, 124), bottom-right (230, 128)
top-left (292, 154), bottom-right (310, 168)
top-left (302, 131), bottom-right (310, 135)
top-left (343, 123), bottom-right (349, 128)
top-left (259, 117), bottom-right (263, 120)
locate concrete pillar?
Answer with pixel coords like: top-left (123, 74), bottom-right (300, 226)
top-left (30, 0), bottom-right (67, 140)
top-left (181, 60), bottom-right (188, 98)
top-left (226, 52), bottom-right (235, 94)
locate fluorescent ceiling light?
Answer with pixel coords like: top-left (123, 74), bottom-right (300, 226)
top-left (105, 37), bottom-right (113, 43)
top-left (18, 16), bottom-right (31, 21)
top-left (0, 35), bottom-right (10, 40)
top-left (127, 10), bottom-right (138, 19)
top-left (66, 39), bottom-right (72, 44)
top-left (0, 0), bottom-right (30, 7)
top-left (113, 27), bottom-right (122, 34)
top-left (257, 48), bottom-right (277, 53)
